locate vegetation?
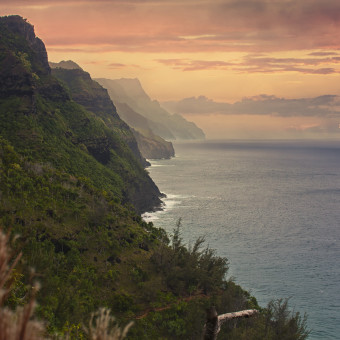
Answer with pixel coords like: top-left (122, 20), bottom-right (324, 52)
top-left (0, 228), bottom-right (133, 340)
top-left (0, 15), bottom-right (310, 339)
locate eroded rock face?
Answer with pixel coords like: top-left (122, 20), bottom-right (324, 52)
top-left (0, 15), bottom-right (50, 74)
top-left (0, 16), bottom-right (57, 115)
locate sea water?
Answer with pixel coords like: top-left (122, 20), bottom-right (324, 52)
top-left (142, 140), bottom-right (340, 340)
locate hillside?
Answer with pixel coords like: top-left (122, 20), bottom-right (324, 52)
top-left (0, 15), bottom-right (309, 340)
top-left (50, 65), bottom-right (152, 166)
top-left (0, 15), bottom-right (160, 213)
top-left (96, 77), bottom-right (205, 140)
top-left (50, 62), bottom-right (174, 160)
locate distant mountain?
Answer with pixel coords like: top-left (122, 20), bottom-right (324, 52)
top-left (49, 60), bottom-right (82, 70)
top-left (132, 128), bottom-right (174, 159)
top-left (95, 78), bottom-right (205, 140)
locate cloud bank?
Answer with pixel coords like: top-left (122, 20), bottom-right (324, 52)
top-left (3, 0), bottom-right (340, 53)
top-left (162, 94), bottom-right (340, 117)
top-left (156, 54), bottom-right (340, 74)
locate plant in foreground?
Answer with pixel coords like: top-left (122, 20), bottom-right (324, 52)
top-left (0, 229), bottom-right (133, 339)
top-left (0, 230), bottom-right (45, 340)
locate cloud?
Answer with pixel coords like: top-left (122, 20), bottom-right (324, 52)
top-left (156, 54), bottom-right (340, 74)
top-left (108, 62), bottom-right (129, 69)
top-left (162, 94), bottom-right (340, 117)
top-left (3, 0), bottom-right (340, 53)
top-left (155, 59), bottom-right (233, 71)
top-left (308, 51), bottom-right (339, 56)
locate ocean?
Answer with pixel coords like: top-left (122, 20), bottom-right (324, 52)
top-left (142, 140), bottom-right (340, 340)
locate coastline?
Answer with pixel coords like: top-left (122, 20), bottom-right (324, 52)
top-left (140, 140), bottom-right (340, 340)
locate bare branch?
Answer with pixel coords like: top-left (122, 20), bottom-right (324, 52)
top-left (203, 307), bottom-right (259, 340)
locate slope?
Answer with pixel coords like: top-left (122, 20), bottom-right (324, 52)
top-left (50, 65), bottom-right (151, 167)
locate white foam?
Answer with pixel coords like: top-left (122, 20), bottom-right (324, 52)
top-left (142, 193), bottom-right (184, 222)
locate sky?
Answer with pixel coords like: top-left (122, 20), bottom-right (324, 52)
top-left (1, 0), bottom-right (340, 138)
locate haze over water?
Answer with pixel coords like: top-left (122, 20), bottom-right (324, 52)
top-left (143, 140), bottom-right (340, 340)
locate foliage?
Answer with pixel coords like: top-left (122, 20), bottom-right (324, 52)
top-left (151, 219), bottom-right (229, 295)
top-left (0, 229), bottom-right (46, 340)
top-left (0, 228), bottom-right (133, 340)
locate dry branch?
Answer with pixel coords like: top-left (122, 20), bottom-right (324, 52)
top-left (203, 306), bottom-right (259, 340)
top-left (218, 309), bottom-right (259, 324)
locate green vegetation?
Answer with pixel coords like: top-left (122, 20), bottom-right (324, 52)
top-left (0, 15), bottom-right (309, 339)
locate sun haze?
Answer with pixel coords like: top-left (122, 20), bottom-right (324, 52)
top-left (2, 0), bottom-right (340, 138)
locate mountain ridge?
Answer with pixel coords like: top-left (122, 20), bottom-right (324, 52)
top-left (96, 77), bottom-right (206, 140)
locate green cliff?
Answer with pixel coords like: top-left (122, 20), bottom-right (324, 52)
top-left (50, 64), bottom-right (151, 167)
top-left (0, 15), bottom-right (160, 213)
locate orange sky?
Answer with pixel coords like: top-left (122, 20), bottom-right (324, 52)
top-left (1, 0), bottom-right (340, 138)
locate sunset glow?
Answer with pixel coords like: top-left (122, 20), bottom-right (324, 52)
top-left (2, 0), bottom-right (340, 138)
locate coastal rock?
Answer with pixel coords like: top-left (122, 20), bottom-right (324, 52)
top-left (132, 128), bottom-right (175, 160)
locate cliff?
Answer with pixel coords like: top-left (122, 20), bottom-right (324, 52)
top-left (0, 15), bottom-right (161, 213)
top-left (114, 102), bottom-right (175, 159)
top-left (132, 128), bottom-right (175, 159)
top-left (50, 65), bottom-right (150, 167)
top-left (96, 77), bottom-right (206, 140)
top-left (51, 62), bottom-right (174, 160)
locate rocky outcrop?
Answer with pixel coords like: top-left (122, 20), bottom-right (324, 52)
top-left (49, 60), bottom-right (82, 70)
top-left (132, 128), bottom-right (175, 160)
top-left (0, 15), bottom-right (55, 115)
top-left (0, 15), bottom-right (50, 74)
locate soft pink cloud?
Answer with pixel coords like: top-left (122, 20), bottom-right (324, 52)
top-left (2, 0), bottom-right (340, 53)
top-left (155, 59), bottom-right (233, 71)
top-left (156, 54), bottom-right (340, 74)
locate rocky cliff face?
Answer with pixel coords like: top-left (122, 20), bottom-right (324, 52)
top-left (0, 15), bottom-right (50, 73)
top-left (0, 15), bottom-right (66, 117)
